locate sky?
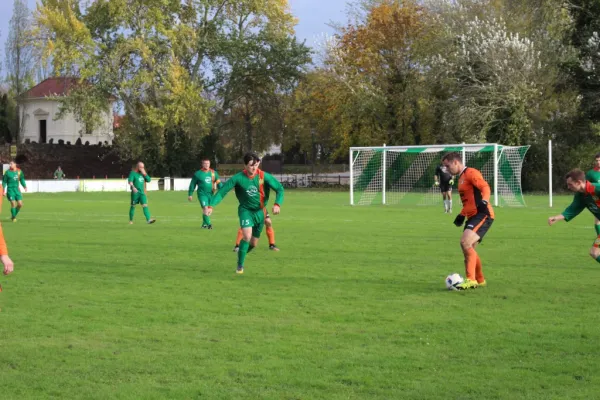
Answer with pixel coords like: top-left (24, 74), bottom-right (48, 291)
top-left (0, 0), bottom-right (348, 72)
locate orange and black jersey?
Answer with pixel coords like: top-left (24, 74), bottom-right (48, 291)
top-left (458, 167), bottom-right (494, 219)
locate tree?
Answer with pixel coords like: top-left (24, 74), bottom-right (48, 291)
top-left (5, 0), bottom-right (37, 142)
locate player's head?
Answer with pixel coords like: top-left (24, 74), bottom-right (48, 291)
top-left (565, 169), bottom-right (587, 192)
top-left (136, 161), bottom-right (145, 171)
top-left (243, 152), bottom-right (261, 175)
top-left (8, 161), bottom-right (16, 170)
top-left (201, 158), bottom-right (210, 170)
top-left (57, 166), bottom-right (62, 170)
top-left (595, 152), bottom-right (600, 168)
top-left (441, 152), bottom-right (463, 175)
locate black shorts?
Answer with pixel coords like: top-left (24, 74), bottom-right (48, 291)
top-left (440, 183), bottom-right (452, 193)
top-left (464, 213), bottom-right (493, 242)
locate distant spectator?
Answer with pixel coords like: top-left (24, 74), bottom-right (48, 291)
top-left (53, 166), bottom-right (65, 180)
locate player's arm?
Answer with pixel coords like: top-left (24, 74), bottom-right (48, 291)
top-left (143, 173), bottom-right (151, 182)
top-left (214, 171), bottom-right (223, 189)
top-left (19, 171), bottom-right (26, 190)
top-left (188, 175), bottom-right (198, 197)
top-left (127, 171), bottom-right (137, 193)
top-left (265, 173), bottom-right (284, 213)
top-left (470, 170), bottom-right (491, 214)
top-left (434, 167), bottom-right (440, 186)
top-left (209, 175), bottom-right (237, 207)
top-left (2, 173), bottom-right (7, 192)
top-left (0, 224), bottom-right (12, 275)
top-left (554, 194), bottom-right (585, 223)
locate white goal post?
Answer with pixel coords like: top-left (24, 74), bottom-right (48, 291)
top-left (349, 143), bottom-right (530, 207)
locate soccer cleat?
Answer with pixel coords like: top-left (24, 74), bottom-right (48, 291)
top-left (269, 244), bottom-right (280, 251)
top-left (233, 245), bottom-right (239, 252)
top-left (201, 224), bottom-right (208, 229)
top-left (236, 265), bottom-right (244, 274)
top-left (11, 218), bottom-right (16, 223)
top-left (207, 225), bottom-right (213, 230)
top-left (147, 219), bottom-right (156, 224)
top-left (478, 280), bottom-right (487, 287)
top-left (129, 221), bottom-right (134, 225)
top-left (456, 279), bottom-right (479, 290)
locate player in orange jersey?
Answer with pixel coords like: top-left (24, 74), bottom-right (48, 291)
top-left (442, 152), bottom-right (494, 290)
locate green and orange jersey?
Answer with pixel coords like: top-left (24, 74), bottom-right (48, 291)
top-left (586, 167), bottom-right (600, 184)
top-left (127, 170), bottom-right (151, 193)
top-left (210, 168), bottom-right (284, 211)
top-left (2, 168), bottom-right (26, 191)
top-left (188, 168), bottom-right (222, 196)
top-left (457, 167), bottom-right (494, 219)
top-left (561, 182), bottom-right (600, 221)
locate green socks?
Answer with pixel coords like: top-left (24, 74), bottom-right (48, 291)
top-left (143, 206), bottom-right (151, 222)
top-left (129, 206), bottom-right (135, 221)
top-left (595, 224), bottom-right (600, 235)
top-left (10, 208), bottom-right (16, 219)
top-left (15, 207), bottom-right (21, 217)
top-left (596, 255), bottom-right (600, 264)
top-left (248, 245), bottom-right (255, 253)
top-left (203, 214), bottom-right (211, 226)
top-left (238, 240), bottom-right (250, 266)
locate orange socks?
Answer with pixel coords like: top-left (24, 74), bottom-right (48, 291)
top-left (235, 228), bottom-right (243, 246)
top-left (463, 247), bottom-right (477, 282)
top-left (475, 253), bottom-right (485, 283)
top-left (266, 226), bottom-right (275, 246)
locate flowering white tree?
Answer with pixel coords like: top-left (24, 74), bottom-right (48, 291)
top-left (433, 14), bottom-right (547, 144)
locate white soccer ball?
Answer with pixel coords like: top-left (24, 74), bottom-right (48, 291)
top-left (445, 273), bottom-right (464, 290)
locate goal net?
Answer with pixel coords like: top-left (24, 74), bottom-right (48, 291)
top-left (350, 144), bottom-right (530, 207)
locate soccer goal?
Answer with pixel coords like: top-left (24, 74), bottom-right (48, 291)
top-left (349, 143), bottom-right (530, 207)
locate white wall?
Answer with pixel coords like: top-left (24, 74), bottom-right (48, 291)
top-left (22, 179), bottom-right (159, 193)
top-left (19, 99), bottom-right (114, 145)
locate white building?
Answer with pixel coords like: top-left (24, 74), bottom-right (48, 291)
top-left (19, 77), bottom-right (115, 145)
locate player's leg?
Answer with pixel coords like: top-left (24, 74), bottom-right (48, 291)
top-left (264, 209), bottom-right (278, 251)
top-left (233, 228), bottom-right (243, 252)
top-left (248, 211), bottom-right (264, 254)
top-left (595, 217), bottom-right (600, 236)
top-left (140, 194), bottom-right (155, 224)
top-left (590, 236), bottom-right (600, 263)
top-left (8, 198), bottom-right (17, 221)
top-left (447, 189), bottom-right (453, 213)
top-left (236, 210), bottom-right (255, 273)
top-left (457, 215), bottom-right (492, 289)
top-left (129, 193), bottom-right (139, 223)
top-left (440, 188), bottom-right (447, 212)
top-left (200, 195), bottom-right (211, 228)
top-left (14, 192), bottom-right (23, 218)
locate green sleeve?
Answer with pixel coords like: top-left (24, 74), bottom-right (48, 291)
top-left (215, 171), bottom-right (223, 189)
top-left (210, 175), bottom-right (237, 207)
top-left (188, 175), bottom-right (198, 197)
top-left (127, 171), bottom-right (134, 183)
top-left (19, 171), bottom-right (26, 188)
top-left (2, 173), bottom-right (6, 189)
top-left (265, 173), bottom-right (284, 206)
top-left (586, 170), bottom-right (593, 181)
top-left (144, 174), bottom-right (151, 183)
top-left (561, 194), bottom-right (586, 222)
top-left (53, 170), bottom-right (58, 178)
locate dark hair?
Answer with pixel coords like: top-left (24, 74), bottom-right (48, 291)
top-left (243, 152), bottom-right (260, 165)
top-left (201, 158), bottom-right (210, 162)
top-left (441, 152), bottom-right (461, 162)
top-left (595, 152), bottom-right (600, 159)
top-left (565, 169), bottom-right (585, 182)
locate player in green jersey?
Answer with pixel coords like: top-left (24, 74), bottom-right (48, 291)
top-left (205, 152), bottom-right (284, 274)
top-left (188, 158), bottom-right (223, 229)
top-left (585, 152), bottom-right (600, 236)
top-left (548, 169), bottom-right (600, 263)
top-left (128, 162), bottom-right (156, 225)
top-left (2, 161), bottom-right (27, 222)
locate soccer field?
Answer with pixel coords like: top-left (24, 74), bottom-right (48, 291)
top-left (1, 191), bottom-right (599, 399)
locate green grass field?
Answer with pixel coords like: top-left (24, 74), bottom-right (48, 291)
top-left (0, 190), bottom-right (599, 399)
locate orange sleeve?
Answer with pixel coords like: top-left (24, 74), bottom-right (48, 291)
top-left (0, 224), bottom-right (8, 256)
top-left (469, 169), bottom-right (491, 202)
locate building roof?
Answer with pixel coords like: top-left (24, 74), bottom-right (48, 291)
top-left (20, 77), bottom-right (79, 98)
top-left (20, 77), bottom-right (117, 101)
